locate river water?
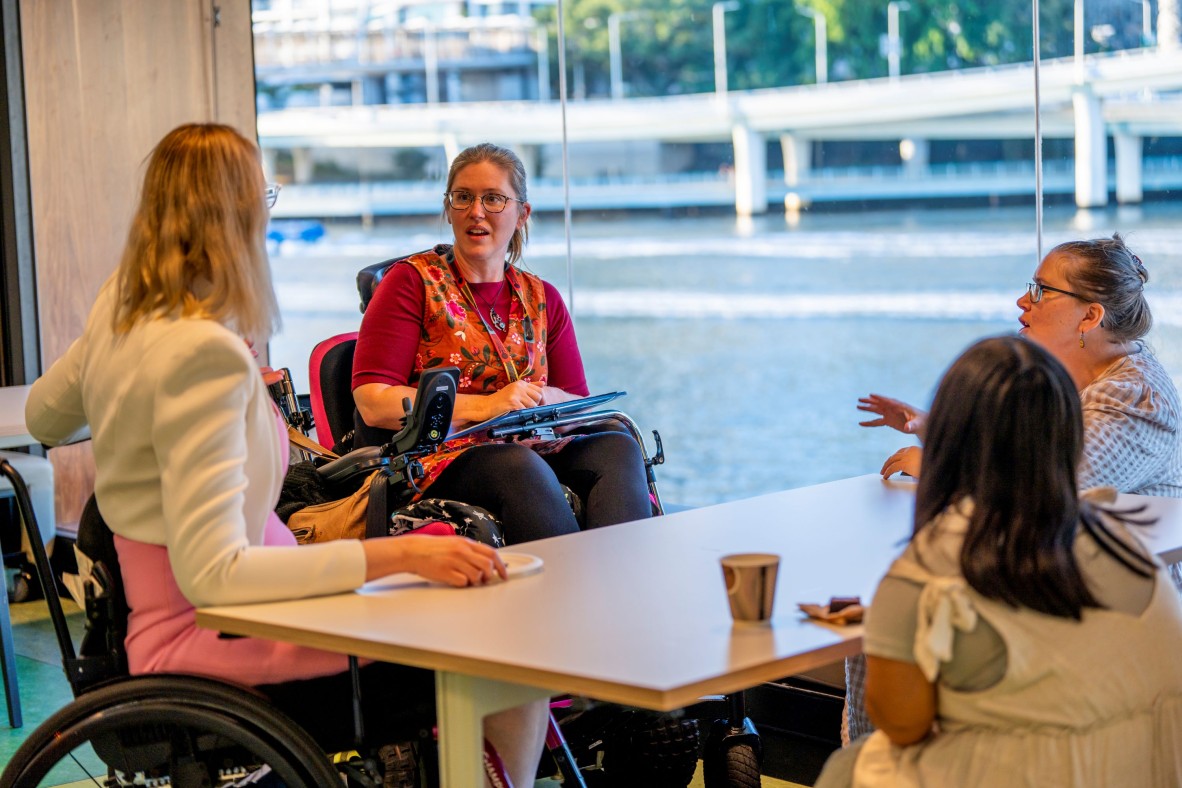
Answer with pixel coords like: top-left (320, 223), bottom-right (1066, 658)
top-left (269, 201), bottom-right (1182, 507)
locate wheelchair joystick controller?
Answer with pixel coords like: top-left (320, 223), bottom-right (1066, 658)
top-left (315, 368), bottom-right (458, 495)
top-left (385, 366), bottom-right (458, 458)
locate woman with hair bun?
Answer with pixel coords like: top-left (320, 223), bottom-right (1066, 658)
top-left (862, 232), bottom-right (1181, 496)
top-left (848, 233), bottom-right (1182, 743)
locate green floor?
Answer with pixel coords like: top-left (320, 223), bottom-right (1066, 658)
top-left (1, 594), bottom-right (806, 787)
top-left (1, 595), bottom-right (109, 785)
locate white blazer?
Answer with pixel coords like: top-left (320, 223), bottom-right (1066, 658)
top-left (26, 279), bottom-right (366, 607)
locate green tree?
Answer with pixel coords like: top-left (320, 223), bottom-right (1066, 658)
top-left (534, 0), bottom-right (1082, 98)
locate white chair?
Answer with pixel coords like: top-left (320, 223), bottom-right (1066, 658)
top-left (0, 450), bottom-right (55, 565)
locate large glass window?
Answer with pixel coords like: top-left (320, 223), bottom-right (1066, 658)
top-left (255, 0), bottom-right (1181, 506)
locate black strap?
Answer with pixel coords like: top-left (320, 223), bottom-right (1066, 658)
top-left (366, 472), bottom-right (390, 539)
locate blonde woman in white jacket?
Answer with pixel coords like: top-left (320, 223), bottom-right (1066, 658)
top-left (26, 123), bottom-right (546, 786)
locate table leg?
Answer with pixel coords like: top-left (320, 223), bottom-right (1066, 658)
top-left (435, 672), bottom-right (552, 787)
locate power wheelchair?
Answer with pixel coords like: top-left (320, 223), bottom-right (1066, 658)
top-left (271, 250), bottom-right (763, 788)
top-left (273, 361), bottom-right (699, 788)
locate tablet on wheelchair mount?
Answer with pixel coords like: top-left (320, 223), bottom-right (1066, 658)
top-left (448, 391), bottom-right (627, 441)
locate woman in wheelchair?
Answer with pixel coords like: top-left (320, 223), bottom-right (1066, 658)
top-left (24, 124), bottom-right (548, 786)
top-left (352, 143), bottom-right (652, 543)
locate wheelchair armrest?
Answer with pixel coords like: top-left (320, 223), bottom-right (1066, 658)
top-left (317, 446), bottom-right (389, 486)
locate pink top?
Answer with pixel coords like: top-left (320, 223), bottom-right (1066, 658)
top-left (352, 261), bottom-right (589, 395)
top-left (116, 411), bottom-right (357, 685)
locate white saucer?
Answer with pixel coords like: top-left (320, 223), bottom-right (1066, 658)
top-left (499, 551), bottom-right (544, 579)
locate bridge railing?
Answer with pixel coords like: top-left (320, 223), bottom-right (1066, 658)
top-left (265, 158), bottom-right (1182, 219)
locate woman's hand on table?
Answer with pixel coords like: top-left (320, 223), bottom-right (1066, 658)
top-left (881, 446), bottom-right (923, 479)
top-left (858, 394), bottom-right (928, 438)
top-left (363, 534), bottom-right (508, 586)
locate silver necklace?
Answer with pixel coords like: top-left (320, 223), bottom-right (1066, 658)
top-left (473, 280), bottom-right (508, 332)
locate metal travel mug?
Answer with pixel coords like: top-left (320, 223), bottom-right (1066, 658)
top-left (720, 553), bottom-right (780, 625)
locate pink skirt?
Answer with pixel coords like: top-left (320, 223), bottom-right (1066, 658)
top-left (116, 513), bottom-right (356, 686)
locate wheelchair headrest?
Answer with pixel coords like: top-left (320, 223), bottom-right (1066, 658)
top-left (356, 246), bottom-right (444, 313)
top-left (309, 332), bottom-right (358, 452)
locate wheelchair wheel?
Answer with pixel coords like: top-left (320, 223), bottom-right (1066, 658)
top-left (703, 741), bottom-right (761, 788)
top-left (603, 712), bottom-right (699, 787)
top-left (10, 569), bottom-right (30, 603)
top-left (1, 674), bottom-right (344, 787)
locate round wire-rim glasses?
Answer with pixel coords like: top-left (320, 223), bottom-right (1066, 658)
top-left (444, 191), bottom-right (523, 214)
top-left (265, 182), bottom-right (282, 209)
top-left (1026, 281), bottom-right (1089, 303)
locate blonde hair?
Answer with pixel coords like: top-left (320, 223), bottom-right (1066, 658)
top-left (442, 143), bottom-right (530, 266)
top-left (114, 123), bottom-right (279, 343)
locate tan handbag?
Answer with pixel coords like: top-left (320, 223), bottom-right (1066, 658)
top-left (286, 469), bottom-right (382, 544)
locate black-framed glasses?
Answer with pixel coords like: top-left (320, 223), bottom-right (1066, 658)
top-left (265, 182), bottom-right (282, 209)
top-left (444, 191), bottom-right (522, 213)
top-left (1026, 282), bottom-right (1089, 303)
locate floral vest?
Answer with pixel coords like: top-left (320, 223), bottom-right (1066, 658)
top-left (403, 244), bottom-right (549, 390)
top-left (400, 245), bottom-right (567, 494)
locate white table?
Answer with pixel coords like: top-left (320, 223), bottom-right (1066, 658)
top-left (197, 474), bottom-right (1182, 785)
top-left (0, 385), bottom-right (34, 450)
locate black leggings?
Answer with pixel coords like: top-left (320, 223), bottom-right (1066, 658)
top-left (424, 431), bottom-right (652, 544)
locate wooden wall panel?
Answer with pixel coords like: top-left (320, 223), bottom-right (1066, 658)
top-left (212, 0), bottom-right (259, 134)
top-left (21, 0), bottom-right (257, 527)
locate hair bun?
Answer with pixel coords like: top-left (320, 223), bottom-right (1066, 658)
top-left (1132, 253), bottom-right (1148, 284)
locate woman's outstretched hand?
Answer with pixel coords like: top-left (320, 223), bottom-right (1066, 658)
top-left (363, 534), bottom-right (508, 587)
top-left (880, 446), bottom-right (923, 479)
top-left (858, 394), bottom-right (928, 438)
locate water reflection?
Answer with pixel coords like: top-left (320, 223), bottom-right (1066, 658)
top-left (270, 203), bottom-right (1182, 507)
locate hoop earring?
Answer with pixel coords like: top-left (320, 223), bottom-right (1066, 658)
top-left (1080, 332), bottom-right (1086, 349)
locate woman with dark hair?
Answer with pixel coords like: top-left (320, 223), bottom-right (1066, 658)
top-left (817, 336), bottom-right (1182, 787)
top-left (860, 233), bottom-right (1181, 497)
top-left (352, 142), bottom-right (652, 543)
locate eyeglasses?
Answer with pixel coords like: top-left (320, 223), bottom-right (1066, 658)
top-left (1026, 282), bottom-right (1089, 303)
top-left (444, 191), bottom-right (522, 213)
top-left (265, 182), bottom-right (282, 209)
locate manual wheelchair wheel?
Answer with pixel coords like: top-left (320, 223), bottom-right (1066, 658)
top-left (0, 675), bottom-right (344, 787)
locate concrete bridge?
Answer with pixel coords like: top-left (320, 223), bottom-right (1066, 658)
top-left (258, 48), bottom-right (1182, 215)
